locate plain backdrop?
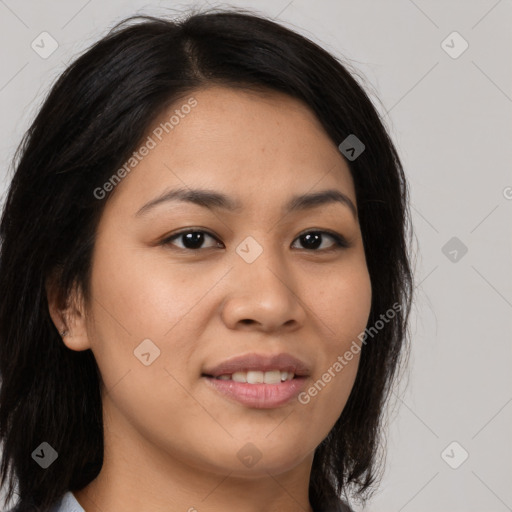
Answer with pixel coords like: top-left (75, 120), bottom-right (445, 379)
top-left (0, 1), bottom-right (511, 511)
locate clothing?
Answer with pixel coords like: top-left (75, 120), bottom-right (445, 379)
top-left (49, 492), bottom-right (84, 512)
top-left (8, 490), bottom-right (353, 511)
top-left (5, 491), bottom-right (84, 512)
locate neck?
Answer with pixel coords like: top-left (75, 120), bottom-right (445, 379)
top-left (74, 399), bottom-right (315, 512)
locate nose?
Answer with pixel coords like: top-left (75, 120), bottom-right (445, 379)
top-left (220, 244), bottom-right (307, 333)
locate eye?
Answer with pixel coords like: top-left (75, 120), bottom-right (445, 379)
top-left (161, 229), bottom-right (223, 250)
top-left (161, 228), bottom-right (349, 252)
top-left (291, 230), bottom-right (349, 251)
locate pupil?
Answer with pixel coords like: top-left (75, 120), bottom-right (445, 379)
top-left (180, 232), bottom-right (324, 250)
top-left (183, 232), bottom-right (204, 249)
top-left (302, 232), bottom-right (321, 249)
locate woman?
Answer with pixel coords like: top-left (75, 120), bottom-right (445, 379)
top-left (0, 8), bottom-right (413, 512)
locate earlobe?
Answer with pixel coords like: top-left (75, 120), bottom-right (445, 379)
top-left (45, 275), bottom-right (91, 351)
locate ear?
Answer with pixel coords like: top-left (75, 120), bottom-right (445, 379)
top-left (46, 272), bottom-right (91, 351)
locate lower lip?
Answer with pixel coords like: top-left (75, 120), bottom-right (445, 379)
top-left (202, 376), bottom-right (307, 409)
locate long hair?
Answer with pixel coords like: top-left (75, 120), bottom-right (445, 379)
top-left (0, 7), bottom-right (413, 511)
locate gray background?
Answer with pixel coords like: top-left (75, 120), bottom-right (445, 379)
top-left (0, 1), bottom-right (511, 511)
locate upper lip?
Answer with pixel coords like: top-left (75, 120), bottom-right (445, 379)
top-left (202, 352), bottom-right (311, 378)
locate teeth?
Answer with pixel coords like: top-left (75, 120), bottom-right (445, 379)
top-left (263, 370), bottom-right (282, 384)
top-left (216, 370), bottom-right (295, 383)
top-left (232, 372), bottom-right (248, 383)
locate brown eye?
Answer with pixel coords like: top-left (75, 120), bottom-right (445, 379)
top-left (162, 230), bottom-right (223, 250)
top-left (161, 229), bottom-right (349, 252)
top-left (291, 231), bottom-right (349, 251)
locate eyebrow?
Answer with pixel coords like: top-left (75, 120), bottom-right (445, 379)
top-left (135, 186), bottom-right (357, 219)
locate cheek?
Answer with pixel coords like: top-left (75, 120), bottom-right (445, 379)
top-left (299, 260), bottom-right (371, 420)
top-left (87, 239), bottom-right (221, 336)
top-left (84, 240), bottom-right (230, 391)
top-left (314, 260), bottom-right (372, 345)
top-left (83, 245), bottom-right (205, 430)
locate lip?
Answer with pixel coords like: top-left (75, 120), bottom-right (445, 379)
top-left (202, 352), bottom-right (311, 378)
top-left (203, 376), bottom-right (308, 409)
top-left (201, 352), bottom-right (311, 409)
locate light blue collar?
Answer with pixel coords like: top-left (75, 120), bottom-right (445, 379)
top-left (50, 491), bottom-right (85, 512)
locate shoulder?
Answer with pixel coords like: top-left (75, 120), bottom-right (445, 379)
top-left (5, 491), bottom-right (84, 512)
top-left (49, 492), bottom-right (85, 512)
top-left (316, 496), bottom-right (356, 512)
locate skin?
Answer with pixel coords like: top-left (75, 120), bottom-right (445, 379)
top-left (48, 86), bottom-right (372, 512)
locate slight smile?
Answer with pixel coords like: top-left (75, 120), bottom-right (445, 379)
top-left (202, 352), bottom-right (311, 409)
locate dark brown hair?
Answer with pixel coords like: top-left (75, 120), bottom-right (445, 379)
top-left (0, 7), bottom-right (413, 511)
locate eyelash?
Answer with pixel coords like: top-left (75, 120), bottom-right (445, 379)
top-left (160, 228), bottom-right (350, 253)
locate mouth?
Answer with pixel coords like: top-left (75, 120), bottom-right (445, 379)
top-left (202, 352), bottom-right (310, 379)
top-left (201, 353), bottom-right (310, 408)
top-left (202, 369), bottom-right (300, 383)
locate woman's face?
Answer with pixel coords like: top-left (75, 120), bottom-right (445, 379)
top-left (66, 86), bottom-right (372, 479)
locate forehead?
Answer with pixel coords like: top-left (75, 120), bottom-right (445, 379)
top-left (104, 86), bottom-right (356, 213)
